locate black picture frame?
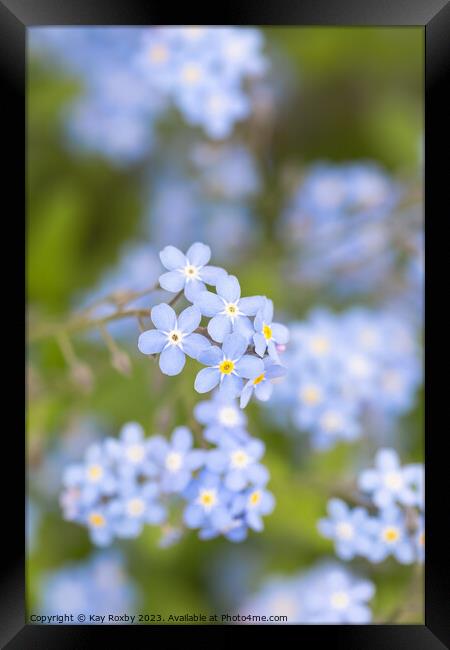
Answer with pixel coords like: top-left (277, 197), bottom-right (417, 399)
top-left (2, 0), bottom-right (448, 646)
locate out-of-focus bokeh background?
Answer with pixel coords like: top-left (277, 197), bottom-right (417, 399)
top-left (27, 27), bottom-right (423, 624)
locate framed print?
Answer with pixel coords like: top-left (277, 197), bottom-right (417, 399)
top-left (1, 0), bottom-right (449, 647)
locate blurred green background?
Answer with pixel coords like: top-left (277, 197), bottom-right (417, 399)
top-left (27, 27), bottom-right (424, 623)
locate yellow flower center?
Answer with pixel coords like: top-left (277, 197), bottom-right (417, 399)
top-left (89, 512), bottom-right (106, 528)
top-left (253, 373), bottom-right (266, 385)
top-left (219, 359), bottom-right (234, 375)
top-left (198, 489), bottom-right (217, 510)
top-left (182, 64), bottom-right (202, 84)
top-left (383, 526), bottom-right (400, 543)
top-left (126, 498), bottom-right (146, 517)
top-left (165, 452), bottom-right (182, 472)
top-left (330, 591), bottom-right (350, 610)
top-left (225, 303), bottom-right (239, 317)
top-left (249, 490), bottom-right (261, 506)
top-left (149, 44), bottom-right (168, 64)
top-left (310, 336), bottom-right (330, 355)
top-left (87, 464), bottom-right (103, 482)
top-left (263, 324), bottom-right (273, 340)
top-left (300, 385), bottom-right (321, 405)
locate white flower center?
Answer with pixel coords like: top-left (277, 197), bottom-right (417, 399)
top-left (183, 264), bottom-right (200, 280)
top-left (336, 522), bottom-right (354, 540)
top-left (230, 449), bottom-right (250, 469)
top-left (321, 411), bottom-right (343, 433)
top-left (223, 302), bottom-right (240, 320)
top-left (167, 329), bottom-right (184, 346)
top-left (181, 63), bottom-right (202, 84)
top-left (384, 471), bottom-right (403, 491)
top-left (300, 385), bottom-right (322, 405)
top-left (126, 498), bottom-right (146, 517)
top-left (165, 451), bottom-right (183, 472)
top-left (148, 44), bottom-right (168, 64)
top-left (330, 591), bottom-right (350, 610)
top-left (218, 406), bottom-right (239, 427)
top-left (382, 371), bottom-right (402, 393)
top-left (126, 444), bottom-right (145, 464)
top-left (310, 336), bottom-right (330, 355)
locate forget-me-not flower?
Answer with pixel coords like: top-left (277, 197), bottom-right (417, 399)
top-left (158, 242), bottom-right (226, 300)
top-left (138, 303), bottom-right (209, 375)
top-left (194, 391), bottom-right (249, 444)
top-left (194, 332), bottom-right (264, 398)
top-left (365, 506), bottom-right (415, 564)
top-left (318, 498), bottom-right (373, 561)
top-left (240, 357), bottom-right (286, 408)
top-left (194, 275), bottom-right (263, 342)
top-left (206, 436), bottom-right (269, 491)
top-left (182, 471), bottom-right (235, 537)
top-left (230, 485), bottom-right (275, 532)
top-left (253, 298), bottom-right (289, 361)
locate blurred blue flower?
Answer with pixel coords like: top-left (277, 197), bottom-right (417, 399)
top-left (357, 448), bottom-right (424, 509)
top-left (240, 357), bottom-right (286, 408)
top-left (194, 391), bottom-right (249, 444)
top-left (365, 506), bottom-right (415, 564)
top-left (230, 485), bottom-right (275, 532)
top-left (206, 436), bottom-right (269, 491)
top-left (318, 499), bottom-right (374, 561)
top-left (195, 332), bottom-right (264, 398)
top-left (138, 303), bottom-right (209, 375)
top-left (158, 242), bottom-right (226, 301)
top-left (182, 470), bottom-right (235, 537)
top-left (194, 275), bottom-right (263, 343)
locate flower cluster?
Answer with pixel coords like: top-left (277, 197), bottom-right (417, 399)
top-left (138, 242), bottom-right (289, 406)
top-left (30, 27), bottom-right (268, 162)
top-left (60, 415), bottom-right (275, 546)
top-left (280, 162), bottom-right (422, 299)
top-left (318, 448), bottom-right (424, 565)
top-left (238, 562), bottom-right (375, 623)
top-left (268, 307), bottom-right (421, 449)
top-left (39, 551), bottom-right (138, 621)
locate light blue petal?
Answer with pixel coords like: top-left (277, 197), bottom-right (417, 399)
top-left (375, 448), bottom-right (399, 471)
top-left (183, 333), bottom-right (210, 360)
top-left (195, 367), bottom-right (221, 393)
top-left (186, 242), bottom-right (211, 266)
top-left (151, 303), bottom-right (177, 331)
top-left (265, 364), bottom-right (286, 379)
top-left (145, 503), bottom-right (167, 525)
top-left (159, 245), bottom-right (186, 270)
top-left (233, 315), bottom-right (255, 342)
top-left (159, 270), bottom-right (185, 293)
top-left (137, 329), bottom-right (167, 355)
top-left (235, 355), bottom-right (264, 379)
top-left (200, 265), bottom-right (227, 285)
top-left (262, 298), bottom-right (274, 323)
top-left (271, 322), bottom-right (289, 344)
top-left (222, 332), bottom-right (247, 360)
top-left (216, 274), bottom-right (240, 302)
top-left (206, 450), bottom-right (228, 472)
top-left (210, 506), bottom-right (233, 529)
top-left (184, 279), bottom-right (206, 302)
top-left (255, 380), bottom-right (273, 401)
top-left (247, 438), bottom-right (265, 459)
top-left (253, 332), bottom-right (267, 357)
top-left (159, 345), bottom-right (186, 376)
top-left (120, 422), bottom-right (144, 444)
top-left (225, 470), bottom-right (247, 491)
top-left (220, 374), bottom-right (243, 399)
top-left (178, 305), bottom-right (201, 334)
top-left (172, 426), bottom-right (193, 451)
top-left (247, 511), bottom-right (264, 532)
top-left (194, 291), bottom-right (224, 317)
top-left (184, 503), bottom-right (204, 528)
top-left (208, 313), bottom-right (232, 342)
top-left (328, 498), bottom-right (348, 519)
top-left (247, 464), bottom-right (269, 485)
top-left (240, 383), bottom-right (253, 408)
top-left (198, 345), bottom-right (223, 366)
top-left (238, 296), bottom-right (264, 316)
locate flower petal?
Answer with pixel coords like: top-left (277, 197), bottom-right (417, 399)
top-left (220, 374), bottom-right (243, 399)
top-left (186, 242), bottom-right (211, 266)
top-left (198, 345), bottom-right (223, 366)
top-left (194, 291), bottom-right (224, 317)
top-left (216, 274), bottom-right (241, 302)
top-left (233, 315), bottom-right (254, 342)
top-left (222, 332), bottom-right (247, 360)
top-left (183, 333), bottom-right (210, 360)
top-left (184, 279), bottom-right (206, 302)
top-left (137, 329), bottom-right (166, 355)
top-left (239, 382), bottom-right (253, 408)
top-left (262, 298), bottom-right (274, 323)
top-left (253, 332), bottom-right (267, 357)
top-left (159, 270), bottom-right (185, 293)
top-left (159, 345), bottom-right (186, 376)
top-left (159, 245), bottom-right (186, 270)
top-left (172, 426), bottom-right (192, 451)
top-left (255, 380), bottom-right (273, 401)
top-left (271, 322), bottom-right (289, 344)
top-left (195, 367), bottom-right (221, 393)
top-left (235, 355), bottom-right (264, 379)
top-left (200, 265), bottom-right (227, 285)
top-left (239, 296), bottom-right (264, 316)
top-left (178, 305), bottom-right (201, 334)
top-left (208, 313), bottom-right (232, 342)
top-left (151, 303), bottom-right (177, 331)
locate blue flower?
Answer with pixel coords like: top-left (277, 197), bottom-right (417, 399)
top-left (158, 242), bottom-right (226, 300)
top-left (240, 357), bottom-right (286, 408)
top-left (194, 275), bottom-right (263, 342)
top-left (318, 499), bottom-right (373, 561)
top-left (253, 298), bottom-right (289, 361)
top-left (193, 391), bottom-right (249, 444)
top-left (230, 485), bottom-right (275, 532)
top-left (195, 332), bottom-right (264, 398)
top-left (357, 448), bottom-right (424, 509)
top-left (182, 471), bottom-right (235, 537)
top-left (206, 436), bottom-right (269, 491)
top-left (112, 482), bottom-right (166, 539)
top-left (146, 426), bottom-right (206, 493)
top-left (365, 507), bottom-right (415, 564)
top-left (137, 303), bottom-right (209, 376)
top-left (62, 443), bottom-right (117, 507)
